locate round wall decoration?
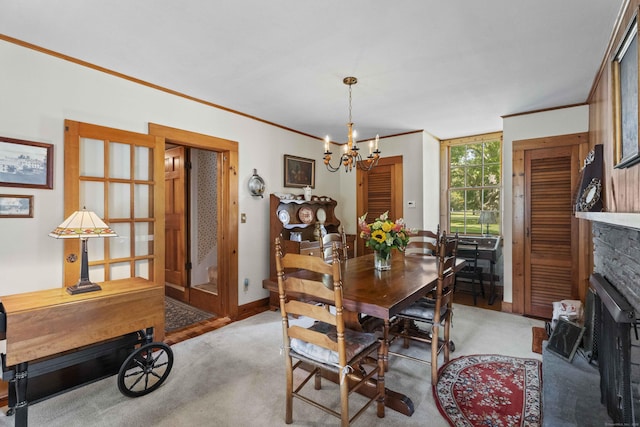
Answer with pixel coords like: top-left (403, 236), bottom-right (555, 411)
top-left (248, 168), bottom-right (266, 198)
top-left (298, 206), bottom-right (315, 224)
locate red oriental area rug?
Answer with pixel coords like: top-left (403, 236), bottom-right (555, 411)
top-left (434, 354), bottom-right (542, 427)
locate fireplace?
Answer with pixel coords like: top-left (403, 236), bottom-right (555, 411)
top-left (591, 222), bottom-right (640, 426)
top-left (588, 273), bottom-right (638, 425)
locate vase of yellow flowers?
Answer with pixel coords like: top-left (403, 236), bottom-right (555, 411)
top-left (358, 211), bottom-right (412, 271)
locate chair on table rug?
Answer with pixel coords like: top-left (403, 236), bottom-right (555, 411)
top-left (275, 237), bottom-right (385, 426)
top-left (454, 240), bottom-right (484, 305)
top-left (389, 232), bottom-right (458, 385)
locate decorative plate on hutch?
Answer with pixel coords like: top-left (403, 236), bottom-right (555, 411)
top-left (277, 209), bottom-right (290, 226)
top-left (316, 207), bottom-right (326, 224)
top-left (298, 206), bottom-right (315, 224)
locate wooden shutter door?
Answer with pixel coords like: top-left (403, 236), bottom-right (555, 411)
top-left (524, 145), bottom-right (579, 318)
top-left (356, 156), bottom-right (403, 256)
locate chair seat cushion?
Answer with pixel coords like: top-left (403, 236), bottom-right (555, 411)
top-left (399, 298), bottom-right (448, 321)
top-left (290, 322), bottom-right (378, 365)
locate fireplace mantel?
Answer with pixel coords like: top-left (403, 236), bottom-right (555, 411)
top-left (576, 212), bottom-right (640, 231)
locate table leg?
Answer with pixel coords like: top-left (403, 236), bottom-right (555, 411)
top-left (382, 319), bottom-right (390, 371)
top-left (14, 362), bottom-right (28, 427)
top-left (488, 261), bottom-right (497, 305)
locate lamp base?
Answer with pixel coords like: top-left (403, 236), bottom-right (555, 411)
top-left (67, 280), bottom-right (102, 295)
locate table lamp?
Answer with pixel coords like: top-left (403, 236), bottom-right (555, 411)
top-left (49, 208), bottom-right (117, 295)
top-left (478, 211), bottom-right (497, 236)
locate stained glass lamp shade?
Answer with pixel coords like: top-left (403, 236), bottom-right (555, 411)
top-left (49, 208), bottom-right (117, 294)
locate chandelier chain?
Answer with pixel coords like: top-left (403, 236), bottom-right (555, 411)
top-left (348, 83), bottom-right (353, 125)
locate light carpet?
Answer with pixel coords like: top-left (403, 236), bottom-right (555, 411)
top-left (0, 304), bottom-right (544, 427)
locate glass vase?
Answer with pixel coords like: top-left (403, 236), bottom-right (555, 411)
top-left (374, 250), bottom-right (391, 271)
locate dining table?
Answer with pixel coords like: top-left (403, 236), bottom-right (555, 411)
top-left (262, 251), bottom-right (465, 417)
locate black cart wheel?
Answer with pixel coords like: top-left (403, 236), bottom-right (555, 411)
top-left (117, 342), bottom-right (173, 397)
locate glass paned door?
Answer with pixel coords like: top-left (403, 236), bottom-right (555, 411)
top-left (63, 120), bottom-right (163, 286)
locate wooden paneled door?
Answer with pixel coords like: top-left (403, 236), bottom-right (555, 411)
top-left (356, 155), bottom-right (404, 256)
top-left (512, 133), bottom-right (588, 318)
top-left (149, 123), bottom-right (238, 319)
top-left (164, 146), bottom-right (188, 301)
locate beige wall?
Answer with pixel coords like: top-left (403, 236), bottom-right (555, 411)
top-left (0, 39), bottom-right (428, 305)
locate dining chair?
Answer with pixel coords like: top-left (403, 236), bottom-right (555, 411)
top-left (454, 240), bottom-right (484, 305)
top-left (389, 232), bottom-right (458, 386)
top-left (321, 227), bottom-right (349, 262)
top-left (274, 237), bottom-right (385, 426)
top-left (404, 227), bottom-right (440, 258)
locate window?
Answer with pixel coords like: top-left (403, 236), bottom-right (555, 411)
top-left (444, 132), bottom-right (501, 235)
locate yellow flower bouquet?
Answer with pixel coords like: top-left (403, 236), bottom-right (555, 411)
top-left (358, 211), bottom-right (412, 269)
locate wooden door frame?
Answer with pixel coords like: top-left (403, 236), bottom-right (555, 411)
top-left (512, 132), bottom-right (590, 314)
top-left (149, 123), bottom-right (239, 320)
top-left (356, 155), bottom-right (404, 256)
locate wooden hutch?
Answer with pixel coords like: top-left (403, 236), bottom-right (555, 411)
top-left (266, 193), bottom-right (355, 306)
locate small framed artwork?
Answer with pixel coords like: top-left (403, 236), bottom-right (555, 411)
top-left (284, 155), bottom-right (315, 188)
top-left (0, 195), bottom-right (34, 218)
top-left (612, 11), bottom-right (640, 169)
top-left (547, 318), bottom-right (586, 362)
top-left (0, 137), bottom-right (53, 189)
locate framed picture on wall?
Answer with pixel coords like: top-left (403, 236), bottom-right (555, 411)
top-left (0, 194), bottom-right (34, 218)
top-left (0, 137), bottom-right (53, 189)
top-left (284, 155), bottom-right (315, 188)
top-left (612, 11), bottom-right (640, 169)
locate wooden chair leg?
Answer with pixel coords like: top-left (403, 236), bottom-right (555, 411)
top-left (340, 372), bottom-right (350, 427)
top-left (402, 318), bottom-right (411, 348)
top-left (431, 323), bottom-right (439, 386)
top-left (376, 342), bottom-right (386, 418)
top-left (285, 357), bottom-right (294, 424)
top-left (443, 313), bottom-right (451, 363)
top-left (314, 368), bottom-right (322, 390)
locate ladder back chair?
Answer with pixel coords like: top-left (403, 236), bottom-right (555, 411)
top-left (404, 227), bottom-right (440, 258)
top-left (389, 232), bottom-right (458, 385)
top-left (275, 237), bottom-right (385, 426)
top-left (321, 227), bottom-right (349, 263)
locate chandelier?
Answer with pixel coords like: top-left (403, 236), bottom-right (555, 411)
top-left (323, 77), bottom-right (381, 172)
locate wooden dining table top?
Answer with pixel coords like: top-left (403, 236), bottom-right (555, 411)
top-left (264, 252), bottom-right (465, 321)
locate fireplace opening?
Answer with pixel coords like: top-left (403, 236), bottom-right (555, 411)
top-left (587, 273), bottom-right (639, 426)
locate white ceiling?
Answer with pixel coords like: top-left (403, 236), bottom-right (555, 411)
top-left (0, 0), bottom-right (624, 142)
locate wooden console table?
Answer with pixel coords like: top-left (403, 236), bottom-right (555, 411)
top-left (0, 277), bottom-right (164, 426)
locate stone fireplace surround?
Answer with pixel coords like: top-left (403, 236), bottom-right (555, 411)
top-left (591, 221), bottom-right (639, 425)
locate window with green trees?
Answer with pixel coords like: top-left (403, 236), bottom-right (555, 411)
top-left (448, 136), bottom-right (501, 235)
